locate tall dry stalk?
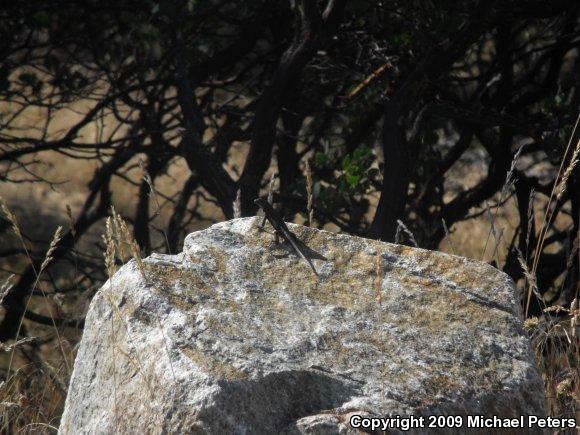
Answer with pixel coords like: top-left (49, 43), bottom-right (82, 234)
top-left (565, 232), bottom-right (579, 272)
top-left (0, 197), bottom-right (23, 240)
top-left (101, 214), bottom-right (158, 427)
top-left (5, 225), bottom-right (70, 381)
top-left (140, 160), bottom-right (171, 254)
top-left (525, 189), bottom-right (536, 259)
top-left (480, 146), bottom-right (522, 262)
top-left (110, 206), bottom-right (145, 279)
top-left (233, 189), bottom-right (242, 219)
top-left (105, 207), bottom-right (177, 395)
top-left (305, 160), bottom-right (314, 227)
top-left (65, 205), bottom-right (76, 238)
top-left (556, 144), bottom-right (580, 203)
top-left (266, 172), bottom-right (275, 205)
top-left (1, 200), bottom-right (74, 430)
top-left (516, 247), bottom-right (543, 305)
top-left (110, 207), bottom-right (127, 261)
top-left (442, 219), bottom-right (456, 255)
top-left (0, 274), bottom-right (14, 305)
top-left (0, 197), bottom-right (35, 276)
top-left (522, 115), bottom-right (580, 418)
top-left (481, 199), bottom-right (503, 267)
top-left (102, 216), bottom-right (118, 431)
top-left (529, 115), bottom-right (580, 316)
top-left (102, 217), bottom-right (116, 278)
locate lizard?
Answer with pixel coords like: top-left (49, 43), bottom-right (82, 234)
top-left (254, 198), bottom-right (318, 275)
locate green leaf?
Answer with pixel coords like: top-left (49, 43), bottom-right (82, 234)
top-left (347, 174), bottom-right (361, 187)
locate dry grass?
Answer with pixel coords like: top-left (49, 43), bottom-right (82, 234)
top-left (99, 208), bottom-right (174, 431)
top-left (438, 120), bottom-right (580, 424)
top-left (0, 202), bottom-right (73, 433)
top-left (525, 304), bottom-right (579, 422)
top-left (524, 128), bottom-right (580, 423)
top-left (490, 120), bottom-right (579, 425)
top-left (102, 217), bottom-right (119, 432)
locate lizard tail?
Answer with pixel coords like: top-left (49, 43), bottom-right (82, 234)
top-left (287, 237), bottom-right (318, 276)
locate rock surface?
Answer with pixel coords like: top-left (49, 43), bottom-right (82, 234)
top-left (59, 217), bottom-right (546, 434)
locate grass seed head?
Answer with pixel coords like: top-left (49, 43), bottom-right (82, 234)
top-left (0, 196), bottom-right (22, 239)
top-left (40, 226), bottom-right (64, 274)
